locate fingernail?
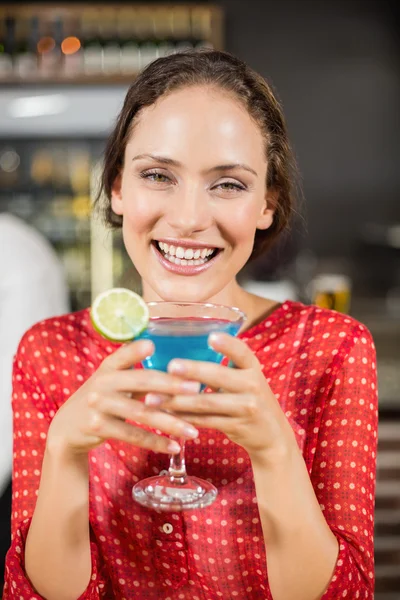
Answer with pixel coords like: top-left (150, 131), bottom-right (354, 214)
top-left (145, 393), bottom-right (163, 406)
top-left (141, 339), bottom-right (153, 348)
top-left (167, 440), bottom-right (181, 453)
top-left (183, 425), bottom-right (199, 439)
top-left (168, 360), bottom-right (185, 374)
top-left (181, 380), bottom-right (201, 393)
top-left (208, 333), bottom-right (222, 345)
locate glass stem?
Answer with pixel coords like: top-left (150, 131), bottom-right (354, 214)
top-left (168, 438), bottom-right (187, 484)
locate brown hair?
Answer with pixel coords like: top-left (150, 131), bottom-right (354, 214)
top-left (96, 49), bottom-right (299, 260)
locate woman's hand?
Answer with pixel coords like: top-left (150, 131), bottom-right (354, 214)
top-left (145, 332), bottom-right (297, 466)
top-left (47, 340), bottom-right (201, 458)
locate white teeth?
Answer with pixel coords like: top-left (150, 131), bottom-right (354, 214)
top-left (156, 241), bottom-right (219, 267)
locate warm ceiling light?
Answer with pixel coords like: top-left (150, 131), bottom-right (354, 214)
top-left (8, 94), bottom-right (69, 118)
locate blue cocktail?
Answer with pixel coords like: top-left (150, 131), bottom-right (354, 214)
top-left (132, 301), bottom-right (246, 511)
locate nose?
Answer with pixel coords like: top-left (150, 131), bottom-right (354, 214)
top-left (165, 183), bottom-right (213, 236)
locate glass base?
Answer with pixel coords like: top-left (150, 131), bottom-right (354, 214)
top-left (132, 475), bottom-right (218, 511)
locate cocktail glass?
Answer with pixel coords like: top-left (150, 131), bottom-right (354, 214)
top-left (132, 301), bottom-right (246, 511)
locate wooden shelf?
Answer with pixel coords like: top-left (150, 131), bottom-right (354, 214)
top-left (0, 73), bottom-right (138, 86)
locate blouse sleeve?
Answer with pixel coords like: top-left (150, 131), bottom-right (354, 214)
top-left (310, 327), bottom-right (378, 598)
top-left (3, 334), bottom-right (110, 599)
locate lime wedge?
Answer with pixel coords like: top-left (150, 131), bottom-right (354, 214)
top-left (90, 288), bottom-right (149, 342)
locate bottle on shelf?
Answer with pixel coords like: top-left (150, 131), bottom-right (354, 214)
top-left (99, 8), bottom-right (121, 76)
top-left (68, 146), bottom-right (90, 195)
top-left (117, 8), bottom-right (140, 74)
top-left (14, 14), bottom-right (39, 78)
top-left (191, 7), bottom-right (214, 51)
top-left (61, 13), bottom-right (83, 77)
top-left (0, 13), bottom-right (14, 78)
top-left (30, 148), bottom-right (54, 187)
top-left (153, 8), bottom-right (175, 59)
top-left (81, 9), bottom-right (103, 76)
top-left (135, 7), bottom-right (158, 69)
top-left (51, 193), bottom-right (74, 221)
top-left (172, 7), bottom-right (194, 53)
top-left (37, 14), bottom-right (63, 77)
top-left (51, 146), bottom-right (70, 188)
top-left (60, 244), bottom-right (91, 298)
top-left (68, 144), bottom-right (92, 240)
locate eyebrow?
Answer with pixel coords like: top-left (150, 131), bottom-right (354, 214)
top-left (131, 153), bottom-right (258, 177)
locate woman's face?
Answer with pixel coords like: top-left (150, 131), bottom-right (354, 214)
top-left (111, 85), bottom-right (275, 303)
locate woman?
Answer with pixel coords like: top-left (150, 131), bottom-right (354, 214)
top-left (4, 50), bottom-right (377, 600)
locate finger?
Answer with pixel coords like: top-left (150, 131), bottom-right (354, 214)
top-left (102, 339), bottom-right (155, 371)
top-left (173, 413), bottom-right (238, 436)
top-left (159, 393), bottom-right (256, 418)
top-left (167, 358), bottom-right (246, 393)
top-left (111, 369), bottom-right (201, 396)
top-left (88, 394), bottom-right (199, 440)
top-left (208, 332), bottom-right (259, 370)
top-left (82, 412), bottom-right (182, 454)
top-left (144, 393), bottom-right (171, 406)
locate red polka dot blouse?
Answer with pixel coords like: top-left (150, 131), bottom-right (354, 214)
top-left (4, 301), bottom-right (377, 599)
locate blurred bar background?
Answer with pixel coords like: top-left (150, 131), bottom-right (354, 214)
top-left (0, 1), bottom-right (399, 597)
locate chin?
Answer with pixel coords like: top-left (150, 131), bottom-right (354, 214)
top-left (147, 281), bottom-right (219, 304)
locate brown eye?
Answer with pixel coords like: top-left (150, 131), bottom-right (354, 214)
top-left (141, 171), bottom-right (171, 184)
top-left (219, 182), bottom-right (242, 190)
top-left (214, 180), bottom-right (246, 192)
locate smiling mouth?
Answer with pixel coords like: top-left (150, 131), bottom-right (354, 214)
top-left (153, 241), bottom-right (221, 266)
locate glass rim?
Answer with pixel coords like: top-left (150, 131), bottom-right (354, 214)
top-left (146, 300), bottom-right (246, 322)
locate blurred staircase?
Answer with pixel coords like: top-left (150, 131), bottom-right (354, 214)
top-left (375, 419), bottom-right (400, 599)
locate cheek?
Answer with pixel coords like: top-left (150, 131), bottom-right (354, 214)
top-left (121, 184), bottom-right (160, 232)
top-left (219, 202), bottom-right (261, 243)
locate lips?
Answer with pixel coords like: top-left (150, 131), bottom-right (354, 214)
top-left (152, 240), bottom-right (222, 275)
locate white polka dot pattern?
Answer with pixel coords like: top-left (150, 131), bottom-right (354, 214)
top-left (3, 301), bottom-right (377, 599)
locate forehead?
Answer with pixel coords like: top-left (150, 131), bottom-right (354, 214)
top-left (125, 86), bottom-right (266, 167)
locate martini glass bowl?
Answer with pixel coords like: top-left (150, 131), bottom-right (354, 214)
top-left (132, 301), bottom-right (246, 511)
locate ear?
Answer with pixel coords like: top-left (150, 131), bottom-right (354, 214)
top-left (256, 187), bottom-right (278, 230)
top-left (111, 174), bottom-right (123, 216)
